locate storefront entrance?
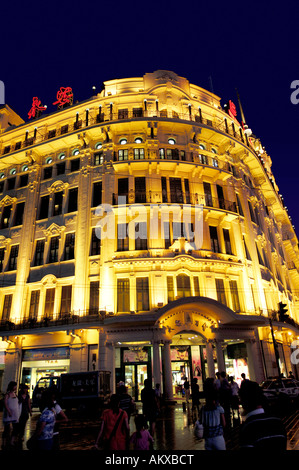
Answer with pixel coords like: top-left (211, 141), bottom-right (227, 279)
top-left (124, 364), bottom-right (148, 401)
top-left (21, 347), bottom-right (70, 396)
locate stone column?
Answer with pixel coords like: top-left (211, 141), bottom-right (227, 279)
top-left (215, 339), bottom-right (226, 373)
top-left (152, 340), bottom-right (162, 388)
top-left (206, 340), bottom-right (215, 378)
top-left (98, 329), bottom-right (107, 371)
top-left (105, 341), bottom-right (115, 394)
top-left (162, 340), bottom-right (173, 401)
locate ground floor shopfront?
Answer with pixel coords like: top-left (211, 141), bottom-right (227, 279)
top-left (1, 297), bottom-right (298, 399)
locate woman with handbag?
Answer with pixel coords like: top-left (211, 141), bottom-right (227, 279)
top-left (200, 378), bottom-right (226, 450)
top-left (94, 394), bottom-right (130, 450)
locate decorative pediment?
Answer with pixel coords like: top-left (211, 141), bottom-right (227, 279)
top-left (44, 222), bottom-right (65, 237)
top-left (0, 235), bottom-right (11, 247)
top-left (0, 195), bottom-right (17, 206)
top-left (48, 180), bottom-right (69, 193)
top-left (41, 274), bottom-right (57, 286)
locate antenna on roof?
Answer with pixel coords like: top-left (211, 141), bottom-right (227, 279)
top-left (208, 76), bottom-right (214, 94)
top-left (235, 88), bottom-right (246, 126)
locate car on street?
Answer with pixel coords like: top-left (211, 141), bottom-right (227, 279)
top-left (260, 378), bottom-right (299, 402)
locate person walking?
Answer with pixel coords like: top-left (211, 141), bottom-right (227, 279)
top-left (118, 384), bottom-right (135, 423)
top-left (33, 391), bottom-right (56, 450)
top-left (200, 379), bottom-right (226, 450)
top-left (141, 379), bottom-right (158, 436)
top-left (94, 394), bottom-right (130, 450)
top-left (2, 381), bottom-right (21, 449)
top-left (219, 371), bottom-right (231, 427)
top-left (130, 414), bottom-right (154, 450)
top-left (183, 378), bottom-right (190, 403)
top-left (191, 377), bottom-right (201, 416)
top-left (17, 384), bottom-right (32, 442)
top-left (238, 380), bottom-right (287, 450)
top-left (228, 376), bottom-right (240, 420)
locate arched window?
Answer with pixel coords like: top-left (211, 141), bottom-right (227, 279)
top-left (177, 274), bottom-right (191, 298)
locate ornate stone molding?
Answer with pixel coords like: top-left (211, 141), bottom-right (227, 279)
top-left (0, 195), bottom-right (17, 206)
top-left (48, 180), bottom-right (69, 193)
top-left (43, 222), bottom-right (66, 237)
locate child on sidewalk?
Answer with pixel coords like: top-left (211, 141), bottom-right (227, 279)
top-left (130, 414), bottom-right (154, 450)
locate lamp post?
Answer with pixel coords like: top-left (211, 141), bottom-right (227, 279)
top-left (268, 312), bottom-right (281, 379)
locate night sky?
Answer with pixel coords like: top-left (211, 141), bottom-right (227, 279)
top-left (2, 1), bottom-right (299, 232)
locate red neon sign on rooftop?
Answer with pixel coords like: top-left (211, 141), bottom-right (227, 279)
top-left (28, 97), bottom-right (47, 119)
top-left (53, 86), bottom-right (73, 109)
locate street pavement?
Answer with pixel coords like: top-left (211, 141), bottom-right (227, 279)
top-left (0, 400), bottom-right (298, 451)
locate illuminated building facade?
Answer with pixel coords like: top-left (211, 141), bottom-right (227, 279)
top-left (0, 71), bottom-right (298, 401)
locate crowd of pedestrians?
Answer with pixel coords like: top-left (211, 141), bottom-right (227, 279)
top-left (1, 373), bottom-right (288, 451)
top-left (193, 372), bottom-right (287, 451)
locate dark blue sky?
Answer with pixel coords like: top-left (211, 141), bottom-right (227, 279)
top-left (2, 1), bottom-right (299, 231)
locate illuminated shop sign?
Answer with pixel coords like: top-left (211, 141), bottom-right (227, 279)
top-left (28, 97), bottom-right (47, 119)
top-left (23, 347), bottom-right (70, 361)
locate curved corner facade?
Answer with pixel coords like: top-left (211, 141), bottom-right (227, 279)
top-left (0, 70), bottom-right (298, 401)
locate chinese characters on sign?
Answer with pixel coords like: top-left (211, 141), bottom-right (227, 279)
top-left (28, 97), bottom-right (47, 119)
top-left (224, 100), bottom-right (238, 120)
top-left (53, 86), bottom-right (73, 109)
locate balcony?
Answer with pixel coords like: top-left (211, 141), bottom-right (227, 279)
top-left (0, 310), bottom-right (108, 333)
top-left (1, 108), bottom-right (253, 157)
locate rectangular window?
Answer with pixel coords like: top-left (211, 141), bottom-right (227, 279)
top-left (236, 194), bottom-right (244, 216)
top-left (64, 233), bottom-right (75, 260)
top-left (7, 177), bottom-right (16, 190)
top-left (91, 228), bottom-right (101, 255)
top-left (117, 279), bottom-right (130, 312)
top-left (135, 222), bottom-right (147, 250)
top-left (161, 177), bottom-right (168, 203)
top-left (135, 177), bottom-right (146, 203)
top-left (49, 236), bottom-right (59, 263)
top-left (230, 280), bottom-right (241, 312)
top-left (89, 281), bottom-right (99, 314)
top-left (1, 205), bottom-right (12, 229)
top-left (8, 245), bottom-right (18, 270)
top-left (118, 109), bottom-right (128, 119)
top-left (117, 223), bottom-right (129, 251)
top-left (184, 179), bottom-right (190, 204)
top-left (194, 277), bottom-right (200, 296)
top-left (53, 191), bottom-right (63, 216)
top-left (39, 195), bottom-right (49, 219)
top-left (19, 174), bottom-right (29, 188)
top-left (13, 202), bottom-right (25, 226)
top-left (94, 152), bottom-right (103, 166)
top-left (167, 276), bottom-right (174, 302)
top-left (118, 149), bottom-right (128, 161)
top-left (136, 277), bottom-right (149, 311)
top-left (29, 290), bottom-right (40, 319)
top-left (43, 167), bottom-right (53, 180)
top-left (56, 162), bottom-right (65, 176)
top-left (68, 188), bottom-right (78, 212)
top-left (0, 248), bottom-right (4, 271)
top-left (223, 228), bottom-right (233, 255)
top-left (169, 177), bottom-right (183, 203)
top-left (216, 278), bottom-right (227, 306)
top-left (177, 275), bottom-right (191, 298)
top-left (70, 158), bottom-right (80, 172)
top-left (2, 294), bottom-right (12, 321)
top-left (132, 108), bottom-right (143, 117)
top-left (209, 226), bottom-right (220, 253)
top-left (60, 285), bottom-right (72, 315)
top-left (159, 149), bottom-right (165, 160)
top-left (118, 178), bottom-right (129, 204)
top-left (199, 154), bottom-right (208, 165)
top-left (163, 221), bottom-right (171, 249)
top-left (92, 182), bottom-right (102, 207)
top-left (48, 129), bottom-right (56, 139)
top-left (44, 288), bottom-right (55, 318)
top-left (61, 124), bottom-right (69, 135)
top-left (34, 240), bottom-right (45, 266)
top-left (204, 182), bottom-right (213, 207)
top-left (134, 148), bottom-right (145, 160)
